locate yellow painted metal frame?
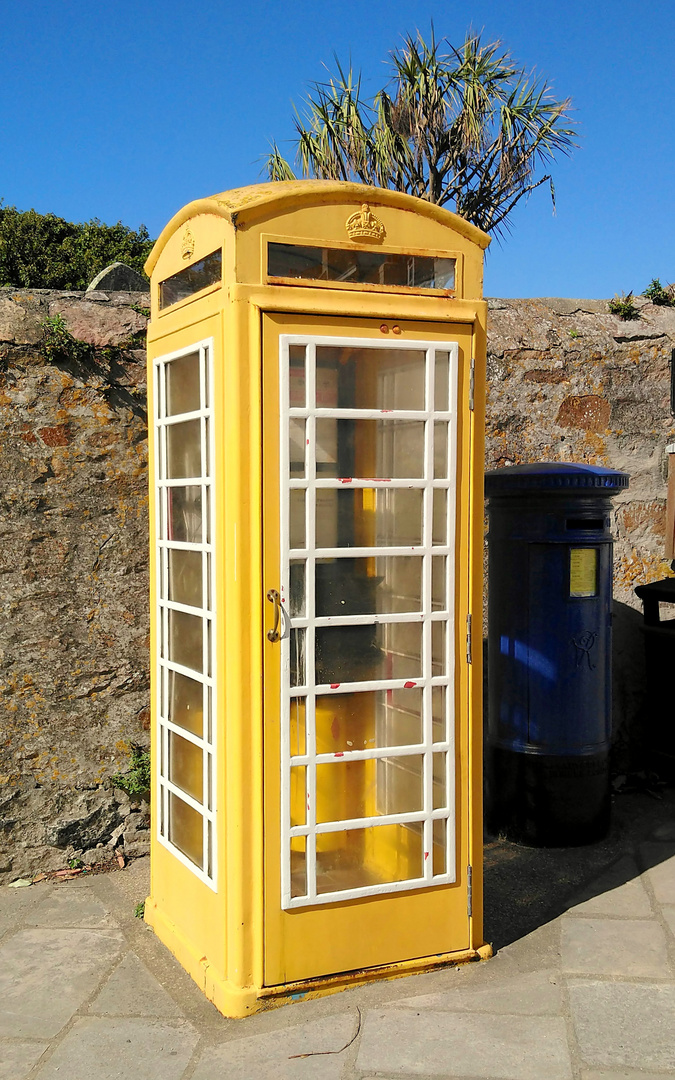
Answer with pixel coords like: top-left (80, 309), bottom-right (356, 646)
top-left (144, 181), bottom-right (490, 1017)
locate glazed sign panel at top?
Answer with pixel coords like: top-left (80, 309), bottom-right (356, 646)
top-left (262, 312), bottom-right (473, 986)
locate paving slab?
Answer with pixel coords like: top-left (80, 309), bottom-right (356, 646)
top-left (581, 1071), bottom-right (675, 1080)
top-left (90, 953), bottom-right (184, 1017)
top-left (561, 917), bottom-right (672, 977)
top-left (0, 928), bottom-right (123, 1037)
top-left (0, 1040), bottom-right (49, 1079)
top-left (28, 885), bottom-right (116, 928)
top-left (662, 904), bottom-right (675, 937)
top-left (564, 858), bottom-right (653, 918)
top-left (190, 1012), bottom-right (358, 1080)
top-left (391, 968), bottom-right (562, 1016)
top-left (33, 1017), bottom-right (198, 1080)
top-left (641, 847), bottom-right (675, 905)
top-left (356, 1008), bottom-right (573, 1079)
top-left (0, 882), bottom-right (43, 936)
top-left (569, 980), bottom-right (675, 1071)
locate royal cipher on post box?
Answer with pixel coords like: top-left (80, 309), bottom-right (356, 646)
top-left (143, 180), bottom-right (490, 1017)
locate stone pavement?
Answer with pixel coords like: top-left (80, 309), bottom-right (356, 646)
top-left (1, 788), bottom-right (675, 1080)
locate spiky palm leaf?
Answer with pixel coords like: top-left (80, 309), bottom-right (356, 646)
top-left (266, 30), bottom-right (575, 238)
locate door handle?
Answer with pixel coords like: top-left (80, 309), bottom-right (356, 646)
top-left (266, 589), bottom-right (281, 642)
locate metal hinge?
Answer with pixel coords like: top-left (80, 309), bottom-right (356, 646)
top-left (467, 865), bottom-right (473, 919)
top-left (466, 613), bottom-right (472, 664)
top-left (469, 356), bottom-right (475, 411)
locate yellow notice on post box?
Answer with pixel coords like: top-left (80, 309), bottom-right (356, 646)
top-left (570, 548), bottom-right (598, 597)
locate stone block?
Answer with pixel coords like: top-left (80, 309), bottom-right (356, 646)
top-left (356, 1008), bottom-right (572, 1078)
top-left (0, 928), bottom-right (123, 1037)
top-left (641, 847), bottom-right (675, 903)
top-left (47, 298), bottom-right (147, 347)
top-left (570, 980), bottom-right (675, 1071)
top-left (556, 394), bottom-right (611, 431)
top-left (392, 968), bottom-right (562, 1016)
top-left (90, 953), bottom-right (183, 1017)
top-left (86, 263), bottom-right (148, 292)
top-left (190, 1012), bottom-right (358, 1080)
top-left (0, 292), bottom-right (44, 344)
top-left (28, 884), bottom-right (116, 928)
top-left (33, 1016), bottom-right (198, 1079)
top-left (561, 918), bottom-right (671, 978)
top-left (565, 857), bottom-right (653, 918)
top-left (0, 1040), bottom-right (49, 1079)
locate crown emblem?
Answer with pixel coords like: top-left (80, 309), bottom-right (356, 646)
top-left (181, 225), bottom-right (195, 261)
top-left (345, 203), bottom-right (386, 242)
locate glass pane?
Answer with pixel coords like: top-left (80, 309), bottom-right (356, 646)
top-left (167, 670), bottom-right (203, 736)
top-left (290, 766), bottom-right (306, 826)
top-left (315, 490), bottom-right (337, 548)
top-left (290, 697), bottom-right (306, 756)
top-left (433, 752), bottom-right (447, 809)
top-left (315, 419), bottom-right (425, 479)
top-left (168, 549), bottom-right (202, 608)
top-left (316, 687), bottom-right (423, 752)
top-left (169, 609), bottom-right (203, 673)
top-left (169, 731), bottom-right (203, 802)
top-left (316, 556), bottom-right (422, 616)
top-left (290, 628), bottom-right (305, 687)
top-left (290, 837), bottom-right (307, 899)
top-left (433, 818), bottom-right (447, 876)
top-left (432, 557), bottom-right (446, 611)
top-left (166, 419), bottom-right (201, 479)
top-left (289, 418), bottom-right (306, 477)
top-left (269, 243), bottom-right (455, 291)
top-left (325, 488), bottom-right (423, 548)
top-left (316, 346), bottom-right (426, 410)
top-left (168, 792), bottom-right (203, 868)
top-left (377, 754), bottom-right (425, 817)
top-left (289, 344), bottom-right (306, 408)
top-left (432, 621), bottom-right (447, 676)
top-left (166, 487), bottom-right (203, 543)
top-left (435, 351), bottom-right (450, 411)
top-left (433, 489), bottom-right (447, 545)
top-left (434, 423), bottom-right (448, 478)
top-left (316, 822), bottom-right (422, 893)
top-left (289, 560), bottom-right (306, 617)
top-left (290, 489), bottom-right (306, 549)
top-left (166, 353), bottom-right (200, 416)
top-left (316, 622), bottom-right (422, 684)
top-left (159, 249), bottom-right (222, 310)
top-left (432, 685), bottom-right (447, 743)
top-left (316, 754), bottom-right (423, 824)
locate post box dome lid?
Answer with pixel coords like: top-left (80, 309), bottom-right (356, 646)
top-left (485, 462), bottom-right (629, 494)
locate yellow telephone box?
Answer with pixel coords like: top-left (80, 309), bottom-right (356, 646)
top-left (144, 181), bottom-right (490, 1017)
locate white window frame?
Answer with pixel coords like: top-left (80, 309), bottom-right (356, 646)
top-left (153, 338), bottom-right (217, 890)
top-left (279, 334), bottom-right (459, 908)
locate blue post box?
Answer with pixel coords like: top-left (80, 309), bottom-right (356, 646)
top-left (485, 463), bottom-right (629, 845)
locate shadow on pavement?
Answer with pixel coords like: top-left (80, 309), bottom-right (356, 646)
top-left (483, 784), bottom-right (675, 951)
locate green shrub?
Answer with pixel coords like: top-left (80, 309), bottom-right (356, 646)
top-left (110, 743), bottom-right (151, 797)
top-left (608, 292), bottom-right (640, 320)
top-left (643, 278), bottom-right (674, 306)
top-left (0, 202), bottom-right (153, 290)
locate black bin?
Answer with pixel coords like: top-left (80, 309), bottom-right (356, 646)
top-left (634, 578), bottom-right (675, 780)
top-left (485, 463), bottom-right (629, 845)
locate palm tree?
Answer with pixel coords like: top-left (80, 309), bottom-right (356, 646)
top-left (267, 30), bottom-right (576, 237)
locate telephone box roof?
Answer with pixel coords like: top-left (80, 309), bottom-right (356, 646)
top-left (145, 180), bottom-right (490, 276)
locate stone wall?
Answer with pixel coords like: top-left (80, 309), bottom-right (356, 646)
top-left (0, 288), bottom-right (151, 882)
top-left (485, 297), bottom-right (675, 768)
top-left (1, 289), bottom-right (673, 881)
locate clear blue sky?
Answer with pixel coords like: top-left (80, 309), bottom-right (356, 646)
top-left (2, 0), bottom-right (674, 298)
